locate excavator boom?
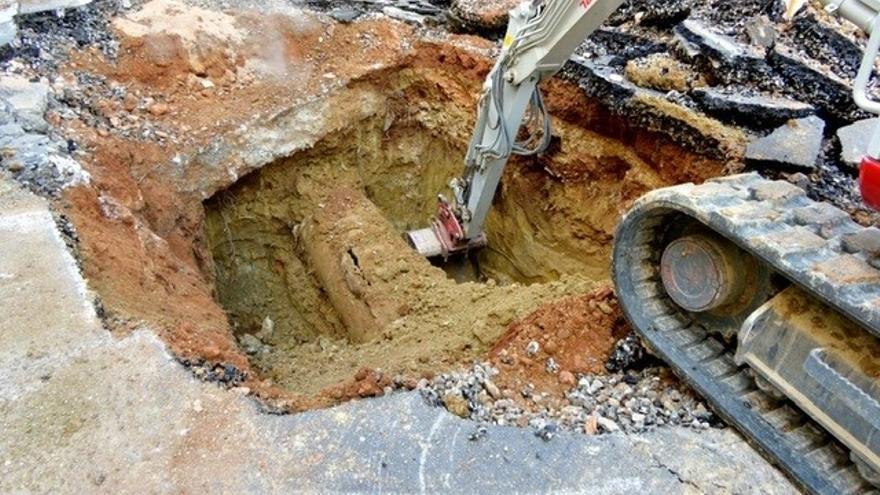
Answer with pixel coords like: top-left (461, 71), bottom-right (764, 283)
top-left (406, 0), bottom-right (625, 258)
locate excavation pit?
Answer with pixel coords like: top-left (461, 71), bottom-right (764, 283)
top-left (57, 17), bottom-right (726, 409)
top-left (198, 60), bottom-right (711, 402)
top-left (202, 113), bottom-right (608, 397)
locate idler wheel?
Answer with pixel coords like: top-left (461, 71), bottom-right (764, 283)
top-left (660, 233), bottom-right (747, 313)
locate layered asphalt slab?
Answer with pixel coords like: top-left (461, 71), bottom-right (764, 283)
top-left (0, 178), bottom-right (797, 494)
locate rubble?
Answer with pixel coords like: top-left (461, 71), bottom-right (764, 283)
top-left (673, 19), bottom-right (771, 84)
top-left (838, 118), bottom-right (879, 169)
top-left (607, 0), bottom-right (693, 28)
top-left (0, 74), bottom-right (48, 131)
top-left (745, 115), bottom-right (826, 170)
top-left (423, 361), bottom-right (719, 437)
top-left (691, 87), bottom-right (815, 129)
top-left (449, 0), bottom-right (517, 34)
top-left (0, 74), bottom-right (87, 196)
top-left (0, 0), bottom-right (94, 47)
top-left (768, 43), bottom-right (862, 123)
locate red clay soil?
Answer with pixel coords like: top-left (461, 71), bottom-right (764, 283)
top-left (488, 285), bottom-right (629, 411)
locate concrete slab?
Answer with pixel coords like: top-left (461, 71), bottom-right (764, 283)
top-left (0, 178), bottom-right (798, 494)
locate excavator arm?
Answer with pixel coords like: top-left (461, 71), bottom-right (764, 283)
top-left (407, 0), bottom-right (625, 258)
top-left (407, 0), bottom-right (880, 259)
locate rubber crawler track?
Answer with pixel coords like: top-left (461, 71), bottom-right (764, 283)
top-left (613, 173), bottom-right (880, 495)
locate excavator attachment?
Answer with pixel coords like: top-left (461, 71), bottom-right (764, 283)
top-left (408, 0), bottom-right (625, 261)
top-left (406, 197), bottom-right (486, 258)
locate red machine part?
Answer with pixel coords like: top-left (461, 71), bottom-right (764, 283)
top-left (860, 156), bottom-right (880, 211)
top-left (431, 199), bottom-right (465, 255)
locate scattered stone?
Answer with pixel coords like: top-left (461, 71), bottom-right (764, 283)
top-left (837, 118), bottom-right (878, 169)
top-left (483, 379), bottom-right (502, 399)
top-left (122, 92), bottom-right (138, 112)
top-left (558, 371), bottom-right (575, 387)
top-left (148, 102), bottom-right (169, 116)
top-left (533, 420), bottom-right (558, 441)
top-left (442, 392), bottom-right (470, 418)
top-left (238, 333), bottom-right (263, 355)
top-left (382, 6), bottom-right (425, 25)
top-left (257, 316), bottom-right (274, 340)
top-left (597, 416), bottom-right (620, 433)
top-left (606, 333), bottom-right (649, 372)
top-left (525, 341), bottom-right (539, 356)
top-left (745, 16), bottom-right (776, 48)
top-left (745, 116), bottom-right (825, 169)
top-left (583, 414), bottom-right (599, 435)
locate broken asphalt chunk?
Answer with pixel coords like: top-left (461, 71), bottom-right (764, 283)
top-left (745, 115), bottom-right (825, 169)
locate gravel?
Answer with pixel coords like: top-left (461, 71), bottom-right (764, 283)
top-left (4, 0), bottom-right (132, 74)
top-left (421, 360), bottom-right (720, 438)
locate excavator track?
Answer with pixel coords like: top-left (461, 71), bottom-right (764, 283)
top-left (613, 173), bottom-right (880, 495)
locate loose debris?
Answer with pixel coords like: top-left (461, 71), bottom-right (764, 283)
top-left (422, 362), bottom-right (718, 438)
top-left (422, 286), bottom-right (718, 438)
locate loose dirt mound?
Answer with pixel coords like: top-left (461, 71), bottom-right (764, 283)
top-left (488, 286), bottom-right (628, 410)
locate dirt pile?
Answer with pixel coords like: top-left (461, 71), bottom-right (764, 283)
top-left (488, 286), bottom-right (628, 410)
